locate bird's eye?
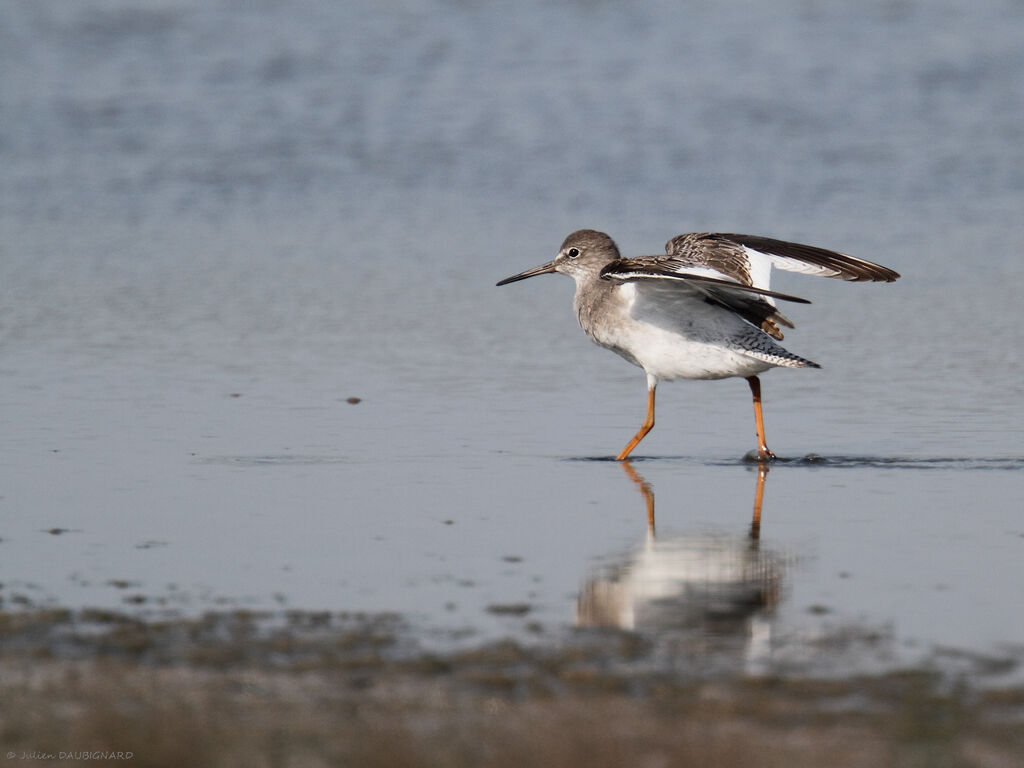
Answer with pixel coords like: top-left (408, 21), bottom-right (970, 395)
top-left (567, 248), bottom-right (580, 258)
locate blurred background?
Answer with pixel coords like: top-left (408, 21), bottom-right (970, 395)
top-left (3, 1), bottom-right (1024, 763)
top-left (1, 0), bottom-right (1022, 668)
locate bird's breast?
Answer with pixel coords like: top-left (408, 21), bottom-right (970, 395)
top-left (574, 282), bottom-right (643, 367)
top-left (575, 281), bottom-right (772, 380)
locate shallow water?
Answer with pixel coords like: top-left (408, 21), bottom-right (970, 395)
top-left (1, 0), bottom-right (1022, 682)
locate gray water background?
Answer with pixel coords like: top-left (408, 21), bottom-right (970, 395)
top-left (1, 0), bottom-right (1022, 676)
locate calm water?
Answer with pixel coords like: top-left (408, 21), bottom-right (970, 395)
top-left (1, 0), bottom-right (1022, 678)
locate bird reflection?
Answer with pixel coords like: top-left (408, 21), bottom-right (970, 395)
top-left (576, 462), bottom-right (783, 665)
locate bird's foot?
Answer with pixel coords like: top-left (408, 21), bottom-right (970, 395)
top-left (743, 448), bottom-right (777, 463)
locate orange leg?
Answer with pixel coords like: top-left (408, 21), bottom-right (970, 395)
top-left (616, 384), bottom-right (656, 461)
top-left (746, 376), bottom-right (775, 462)
top-left (620, 460), bottom-right (656, 536)
top-left (750, 463), bottom-right (768, 539)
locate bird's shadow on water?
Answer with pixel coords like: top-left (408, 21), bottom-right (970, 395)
top-left (573, 460), bottom-right (787, 674)
top-left (567, 453), bottom-right (1024, 471)
top-left (567, 451), bottom-right (1022, 678)
top-left (570, 458), bottom-right (922, 676)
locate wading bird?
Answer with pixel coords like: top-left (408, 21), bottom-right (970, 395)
top-left (497, 230), bottom-right (899, 461)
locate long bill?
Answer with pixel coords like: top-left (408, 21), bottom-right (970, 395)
top-left (496, 260), bottom-right (558, 286)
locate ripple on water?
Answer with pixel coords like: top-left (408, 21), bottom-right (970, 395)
top-left (193, 455), bottom-right (358, 467)
top-left (566, 455), bottom-right (1024, 471)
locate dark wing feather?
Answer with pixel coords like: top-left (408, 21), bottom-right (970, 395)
top-left (664, 232), bottom-right (900, 282)
top-left (600, 259), bottom-right (807, 339)
top-left (712, 233), bottom-right (900, 282)
top-left (600, 261), bottom-right (810, 302)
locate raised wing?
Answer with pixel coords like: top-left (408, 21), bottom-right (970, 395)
top-left (600, 258), bottom-right (808, 340)
top-left (664, 233), bottom-right (901, 286)
top-left (600, 260), bottom-right (810, 302)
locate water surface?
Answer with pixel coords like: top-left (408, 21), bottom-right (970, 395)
top-left (1, 0), bottom-right (1022, 682)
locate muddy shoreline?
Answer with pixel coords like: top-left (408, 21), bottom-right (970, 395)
top-left (1, 609), bottom-right (1022, 767)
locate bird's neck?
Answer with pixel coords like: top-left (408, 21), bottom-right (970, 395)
top-left (572, 273), bottom-right (616, 334)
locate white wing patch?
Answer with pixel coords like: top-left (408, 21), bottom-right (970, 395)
top-left (667, 265), bottom-right (736, 281)
top-left (740, 246), bottom-right (774, 293)
top-left (740, 246), bottom-right (845, 308)
top-left (741, 246), bottom-right (845, 280)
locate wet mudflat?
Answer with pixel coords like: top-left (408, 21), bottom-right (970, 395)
top-left (1, 608), bottom-right (1023, 768)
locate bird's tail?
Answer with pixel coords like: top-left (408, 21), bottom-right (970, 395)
top-left (737, 334), bottom-right (820, 369)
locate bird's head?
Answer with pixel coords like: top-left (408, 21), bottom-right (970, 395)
top-left (496, 230), bottom-right (620, 286)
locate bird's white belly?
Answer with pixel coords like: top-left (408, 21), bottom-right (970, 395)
top-left (609, 322), bottom-right (770, 380)
top-left (584, 282), bottom-right (771, 381)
